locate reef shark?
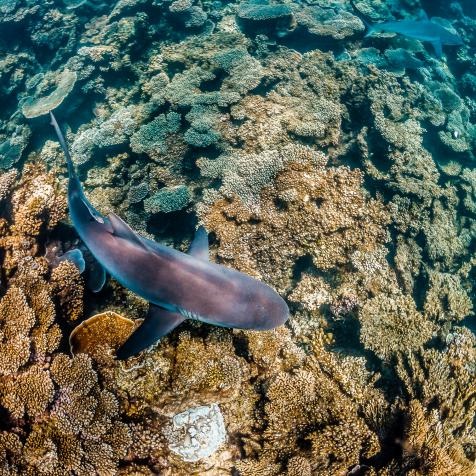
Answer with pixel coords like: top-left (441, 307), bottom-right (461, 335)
top-left (350, 1), bottom-right (463, 57)
top-left (49, 112), bottom-right (289, 360)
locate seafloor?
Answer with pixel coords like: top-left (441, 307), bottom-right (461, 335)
top-left (0, 0), bottom-right (476, 474)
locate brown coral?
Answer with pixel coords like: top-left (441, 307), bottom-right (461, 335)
top-left (234, 330), bottom-right (384, 476)
top-left (359, 293), bottom-right (436, 361)
top-left (0, 164), bottom-right (136, 475)
top-left (201, 145), bottom-right (389, 293)
top-left (50, 260), bottom-right (84, 323)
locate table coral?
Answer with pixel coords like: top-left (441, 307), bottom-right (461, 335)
top-left (294, 5), bottom-right (364, 40)
top-left (21, 69), bottom-right (78, 119)
top-left (69, 310), bottom-right (135, 358)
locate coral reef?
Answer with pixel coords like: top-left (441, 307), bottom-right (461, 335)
top-left (200, 144), bottom-right (389, 293)
top-left (0, 167), bottom-right (132, 475)
top-left (2, 0), bottom-right (476, 474)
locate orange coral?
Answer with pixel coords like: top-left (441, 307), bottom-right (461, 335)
top-left (69, 310), bottom-right (135, 359)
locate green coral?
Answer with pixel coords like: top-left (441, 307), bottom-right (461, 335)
top-left (143, 185), bottom-right (191, 214)
top-left (237, 1), bottom-right (293, 22)
top-left (21, 69), bottom-right (77, 119)
top-left (130, 112), bottom-right (181, 155)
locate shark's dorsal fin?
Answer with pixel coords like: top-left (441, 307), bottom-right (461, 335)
top-left (188, 226), bottom-right (209, 261)
top-left (108, 212), bottom-right (148, 250)
top-left (418, 10), bottom-right (429, 21)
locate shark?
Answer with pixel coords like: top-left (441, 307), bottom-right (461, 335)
top-left (349, 0), bottom-right (463, 58)
top-left (49, 112), bottom-right (289, 360)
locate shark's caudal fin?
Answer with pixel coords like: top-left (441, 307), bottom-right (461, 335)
top-left (188, 226), bottom-right (209, 261)
top-left (116, 305), bottom-right (185, 360)
top-left (49, 111), bottom-right (77, 179)
top-left (50, 111), bottom-right (107, 226)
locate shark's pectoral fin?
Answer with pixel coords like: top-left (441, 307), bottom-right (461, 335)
top-left (59, 249), bottom-right (86, 273)
top-left (116, 304), bottom-right (185, 360)
top-left (188, 226), bottom-right (209, 261)
top-left (431, 39), bottom-right (443, 58)
top-left (108, 212), bottom-right (148, 250)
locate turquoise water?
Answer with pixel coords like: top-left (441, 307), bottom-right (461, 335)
top-left (0, 0), bottom-right (475, 475)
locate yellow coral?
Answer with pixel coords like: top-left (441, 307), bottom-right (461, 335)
top-left (359, 293), bottom-right (436, 361)
top-left (400, 400), bottom-right (476, 476)
top-left (69, 311), bottom-right (135, 359)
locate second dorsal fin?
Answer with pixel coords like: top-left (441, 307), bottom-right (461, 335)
top-left (188, 226), bottom-right (209, 261)
top-left (108, 212), bottom-right (147, 250)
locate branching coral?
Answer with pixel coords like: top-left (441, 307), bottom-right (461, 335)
top-left (200, 144), bottom-right (389, 292)
top-left (234, 329), bottom-right (385, 476)
top-left (0, 165), bottom-right (134, 476)
top-left (393, 331), bottom-right (476, 474)
top-left (359, 293), bottom-right (436, 361)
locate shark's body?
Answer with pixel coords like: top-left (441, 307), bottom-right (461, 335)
top-left (349, 1), bottom-right (463, 57)
top-left (366, 19), bottom-right (463, 57)
top-left (50, 112), bottom-right (289, 359)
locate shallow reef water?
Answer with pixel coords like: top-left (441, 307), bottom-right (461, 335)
top-left (1, 0), bottom-right (476, 474)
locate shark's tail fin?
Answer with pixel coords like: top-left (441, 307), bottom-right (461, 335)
top-left (349, 0), bottom-right (375, 37)
top-left (49, 111), bottom-right (76, 179)
top-left (363, 19), bottom-right (376, 37)
top-left (116, 304), bottom-right (185, 360)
